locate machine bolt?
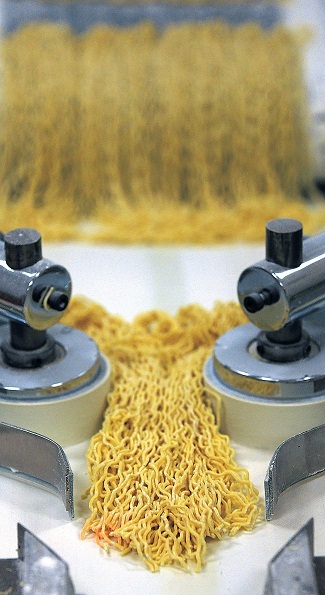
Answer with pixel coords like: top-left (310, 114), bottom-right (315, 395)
top-left (244, 286), bottom-right (279, 314)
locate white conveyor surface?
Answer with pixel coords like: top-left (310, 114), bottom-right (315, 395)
top-left (1, 242), bottom-right (324, 594)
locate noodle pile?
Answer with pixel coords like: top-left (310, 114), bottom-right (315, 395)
top-left (63, 296), bottom-right (260, 571)
top-left (0, 22), bottom-right (323, 244)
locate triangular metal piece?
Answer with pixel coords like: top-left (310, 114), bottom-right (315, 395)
top-left (264, 519), bottom-right (321, 595)
top-left (0, 524), bottom-right (78, 594)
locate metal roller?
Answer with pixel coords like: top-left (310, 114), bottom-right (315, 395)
top-left (0, 229), bottom-right (71, 330)
top-left (238, 221), bottom-right (325, 332)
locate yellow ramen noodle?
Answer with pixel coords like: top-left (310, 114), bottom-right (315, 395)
top-left (0, 22), bottom-right (323, 243)
top-left (63, 296), bottom-right (260, 571)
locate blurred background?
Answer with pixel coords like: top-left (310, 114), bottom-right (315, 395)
top-left (0, 0), bottom-right (324, 244)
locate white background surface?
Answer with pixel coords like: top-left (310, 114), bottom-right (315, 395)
top-left (1, 242), bottom-right (324, 594)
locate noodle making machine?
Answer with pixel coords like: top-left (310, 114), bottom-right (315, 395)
top-left (0, 227), bottom-right (111, 521)
top-left (0, 227), bottom-right (110, 447)
top-left (204, 218), bottom-right (325, 449)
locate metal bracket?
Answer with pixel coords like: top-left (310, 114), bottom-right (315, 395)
top-left (0, 523), bottom-right (79, 594)
top-left (264, 423), bottom-right (325, 520)
top-left (264, 518), bottom-right (325, 595)
top-left (0, 421), bottom-right (74, 518)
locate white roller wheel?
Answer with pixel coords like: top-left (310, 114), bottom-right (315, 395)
top-left (204, 356), bottom-right (325, 450)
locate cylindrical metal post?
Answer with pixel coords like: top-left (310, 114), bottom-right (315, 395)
top-left (266, 218), bottom-right (303, 268)
top-left (264, 219), bottom-right (304, 351)
top-left (4, 228), bottom-right (42, 270)
top-left (1, 228), bottom-right (54, 367)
